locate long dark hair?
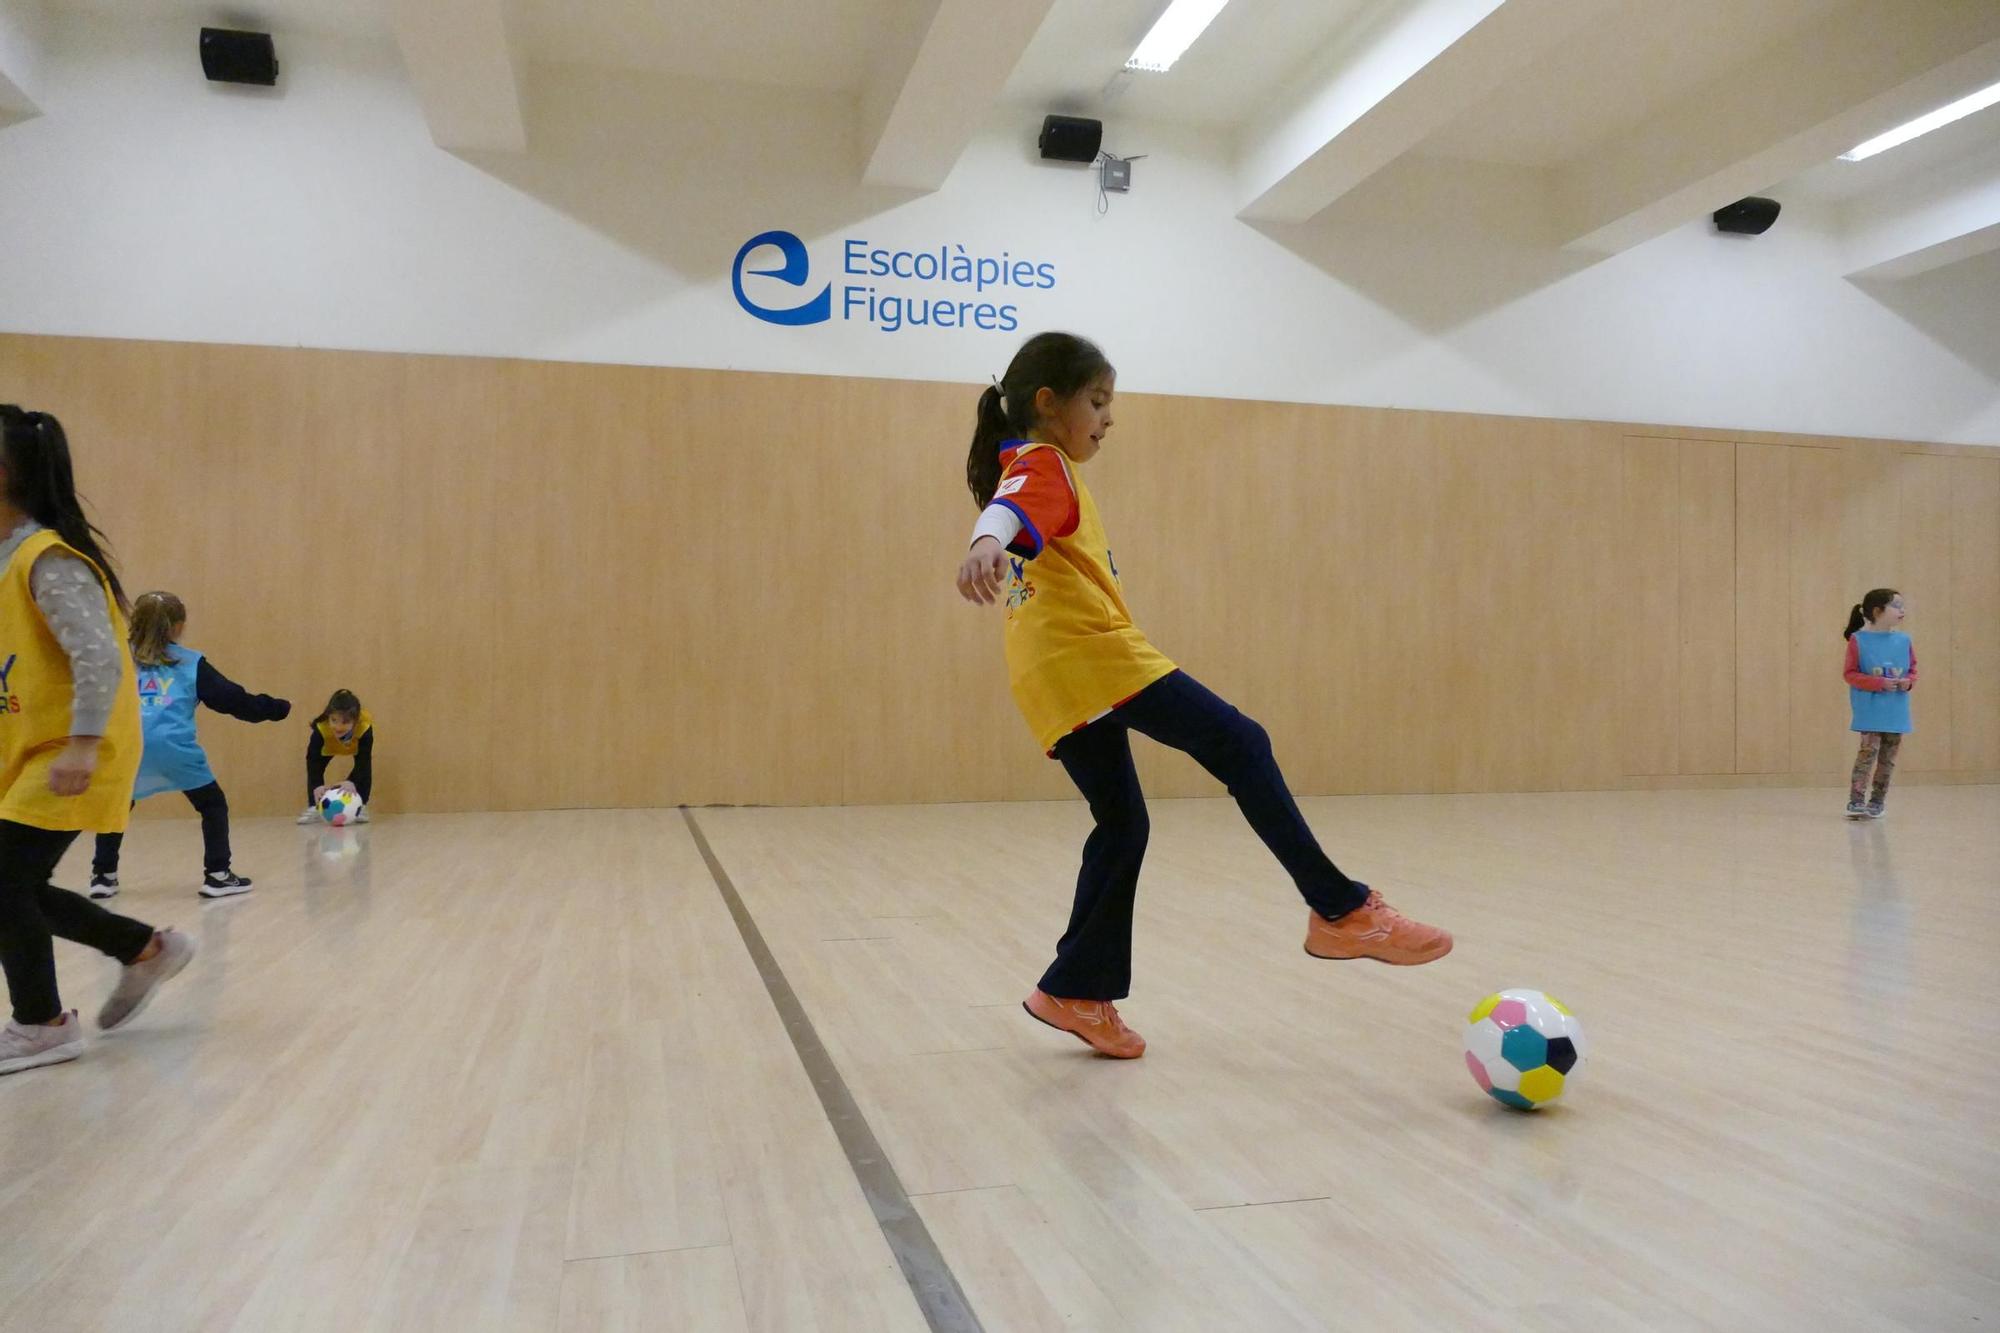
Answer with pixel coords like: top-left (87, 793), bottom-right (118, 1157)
top-left (0, 405), bottom-right (128, 612)
top-left (965, 332), bottom-right (1114, 507)
top-left (315, 689), bottom-right (362, 726)
top-left (1844, 588), bottom-right (1898, 639)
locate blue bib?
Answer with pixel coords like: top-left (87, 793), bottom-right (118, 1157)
top-left (1848, 631), bottom-right (1913, 735)
top-left (132, 648), bottom-right (217, 799)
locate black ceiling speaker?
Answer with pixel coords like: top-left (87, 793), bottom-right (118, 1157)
top-left (1038, 115), bottom-right (1103, 164)
top-left (200, 28), bottom-right (279, 86)
top-left (1714, 197), bottom-right (1780, 235)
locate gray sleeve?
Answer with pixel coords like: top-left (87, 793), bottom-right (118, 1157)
top-left (28, 550), bottom-right (124, 737)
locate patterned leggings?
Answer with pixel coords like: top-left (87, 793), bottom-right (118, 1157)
top-left (1850, 733), bottom-right (1903, 805)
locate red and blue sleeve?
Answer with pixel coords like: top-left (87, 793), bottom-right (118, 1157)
top-left (1843, 638), bottom-right (1887, 690)
top-left (991, 448), bottom-right (1079, 559)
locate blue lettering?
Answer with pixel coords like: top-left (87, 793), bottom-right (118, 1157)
top-left (843, 239), bottom-right (867, 274)
top-left (1036, 262), bottom-right (1057, 289)
top-left (998, 304), bottom-right (1019, 331)
top-left (0, 654), bottom-right (13, 693)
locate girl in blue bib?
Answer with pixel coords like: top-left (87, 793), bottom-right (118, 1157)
top-left (89, 592), bottom-right (291, 898)
top-left (1841, 588), bottom-right (1915, 820)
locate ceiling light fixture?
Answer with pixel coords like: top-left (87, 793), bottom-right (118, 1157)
top-left (1125, 0), bottom-right (1232, 74)
top-left (1839, 79), bottom-right (2000, 161)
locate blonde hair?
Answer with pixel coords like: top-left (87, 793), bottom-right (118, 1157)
top-left (129, 591), bottom-right (187, 667)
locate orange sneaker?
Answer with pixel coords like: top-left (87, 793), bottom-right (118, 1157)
top-left (1022, 989), bottom-right (1146, 1059)
top-left (1304, 890), bottom-right (1452, 965)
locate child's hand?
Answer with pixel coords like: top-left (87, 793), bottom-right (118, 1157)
top-left (313, 785), bottom-right (331, 803)
top-left (957, 537), bottom-right (1008, 605)
top-left (47, 738), bottom-right (100, 797)
top-left (340, 782), bottom-right (359, 796)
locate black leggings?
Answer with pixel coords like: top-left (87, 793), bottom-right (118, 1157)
top-left (92, 781), bottom-right (233, 876)
top-left (0, 820), bottom-right (155, 1024)
top-left (1041, 670), bottom-right (1370, 1001)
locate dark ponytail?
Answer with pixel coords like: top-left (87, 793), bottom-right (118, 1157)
top-left (1844, 588), bottom-right (1898, 639)
top-left (965, 331), bottom-right (1114, 507)
top-left (0, 405), bottom-right (128, 613)
top-left (967, 385), bottom-right (1009, 511)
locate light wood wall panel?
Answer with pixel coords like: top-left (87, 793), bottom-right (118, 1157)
top-left (1734, 443), bottom-right (1792, 774)
top-left (1619, 439), bottom-right (1680, 778)
top-left (1950, 457), bottom-right (2000, 771)
top-left (1894, 453), bottom-right (1955, 773)
top-left (1788, 445), bottom-right (1858, 777)
top-left (1677, 441), bottom-right (1737, 776)
top-left (1, 333), bottom-right (1993, 815)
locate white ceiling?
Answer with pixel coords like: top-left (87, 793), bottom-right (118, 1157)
top-left (511, 0), bottom-right (901, 92)
top-left (998, 0), bottom-right (1382, 130)
top-left (39, 0), bottom-right (906, 90)
top-left (1784, 98), bottom-right (2000, 203)
top-left (1419, 0), bottom-right (1849, 168)
top-left (43, 0), bottom-right (388, 42)
top-left (26, 0), bottom-right (2000, 276)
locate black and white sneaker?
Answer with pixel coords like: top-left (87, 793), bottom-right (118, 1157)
top-left (199, 871), bottom-right (254, 899)
top-left (88, 874), bottom-right (119, 900)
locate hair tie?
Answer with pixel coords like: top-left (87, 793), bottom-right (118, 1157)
top-left (989, 374), bottom-right (1006, 404)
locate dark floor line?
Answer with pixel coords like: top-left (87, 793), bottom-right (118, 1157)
top-left (1192, 1194), bottom-right (1334, 1213)
top-left (680, 808), bottom-right (985, 1333)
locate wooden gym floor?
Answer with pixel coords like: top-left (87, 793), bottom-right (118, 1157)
top-left (1, 785), bottom-right (1994, 1332)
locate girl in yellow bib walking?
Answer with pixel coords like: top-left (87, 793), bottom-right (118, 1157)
top-left (954, 334), bottom-right (1451, 1059)
top-left (0, 406), bottom-right (194, 1076)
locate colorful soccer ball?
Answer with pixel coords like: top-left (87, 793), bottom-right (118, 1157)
top-left (1464, 988), bottom-right (1586, 1110)
top-left (318, 790), bottom-right (364, 826)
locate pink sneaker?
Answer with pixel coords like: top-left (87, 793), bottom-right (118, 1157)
top-left (1023, 989), bottom-right (1145, 1059)
top-left (98, 929), bottom-right (197, 1031)
top-left (1305, 890), bottom-right (1453, 965)
top-left (0, 1010), bottom-right (85, 1076)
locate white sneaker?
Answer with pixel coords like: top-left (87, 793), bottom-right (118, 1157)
top-left (199, 871), bottom-right (253, 899)
top-left (296, 806), bottom-right (319, 825)
top-left (98, 929), bottom-right (197, 1031)
top-left (88, 873), bottom-right (119, 900)
top-left (353, 808), bottom-right (371, 824)
top-left (0, 1010), bottom-right (86, 1075)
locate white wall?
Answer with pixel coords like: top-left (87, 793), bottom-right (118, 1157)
top-left (2, 12), bottom-right (1995, 445)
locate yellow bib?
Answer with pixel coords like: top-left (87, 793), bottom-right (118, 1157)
top-left (0, 530), bottom-right (142, 833)
top-left (316, 710), bottom-right (373, 755)
top-left (1001, 443), bottom-right (1176, 751)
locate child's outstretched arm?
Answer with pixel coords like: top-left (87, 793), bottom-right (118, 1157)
top-left (958, 537), bottom-right (1008, 604)
top-left (196, 658), bottom-right (292, 722)
top-left (955, 447), bottom-right (1077, 605)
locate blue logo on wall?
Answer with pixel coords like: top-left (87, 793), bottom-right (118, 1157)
top-left (732, 230), bottom-right (831, 326)
top-left (732, 228), bottom-right (1055, 334)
